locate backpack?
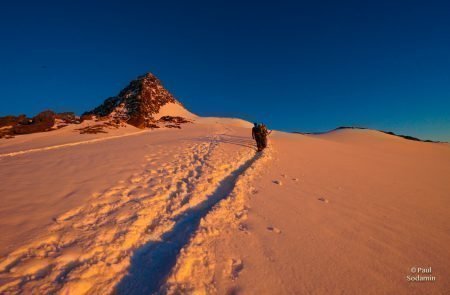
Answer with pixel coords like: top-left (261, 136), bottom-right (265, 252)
top-left (253, 125), bottom-right (262, 137)
top-left (260, 124), bottom-right (268, 136)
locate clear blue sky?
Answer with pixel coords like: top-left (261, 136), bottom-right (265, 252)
top-left (1, 0), bottom-right (449, 141)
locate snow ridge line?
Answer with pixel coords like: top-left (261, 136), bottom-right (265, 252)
top-left (0, 130), bottom-right (148, 158)
top-left (161, 146), bottom-right (273, 294)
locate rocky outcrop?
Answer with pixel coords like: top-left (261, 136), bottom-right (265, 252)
top-left (83, 73), bottom-right (183, 128)
top-left (157, 116), bottom-right (191, 124)
top-left (156, 116), bottom-right (192, 129)
top-left (56, 112), bottom-right (80, 124)
top-left (0, 115), bottom-right (28, 128)
top-left (0, 111), bottom-right (82, 138)
top-left (12, 110), bottom-right (56, 135)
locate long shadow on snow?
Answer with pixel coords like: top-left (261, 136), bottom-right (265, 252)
top-left (115, 151), bottom-right (262, 295)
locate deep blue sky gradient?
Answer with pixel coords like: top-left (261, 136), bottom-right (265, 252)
top-left (1, 0), bottom-right (449, 140)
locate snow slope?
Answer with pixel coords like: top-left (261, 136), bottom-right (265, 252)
top-left (0, 120), bottom-right (145, 156)
top-left (153, 102), bottom-right (197, 120)
top-left (164, 129), bottom-right (450, 295)
top-left (0, 119), bottom-right (257, 294)
top-left (0, 121), bottom-right (449, 294)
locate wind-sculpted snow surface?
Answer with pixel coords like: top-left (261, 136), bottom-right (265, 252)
top-left (0, 124), bottom-right (258, 294)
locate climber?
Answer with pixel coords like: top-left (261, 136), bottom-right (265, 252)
top-left (252, 122), bottom-right (263, 151)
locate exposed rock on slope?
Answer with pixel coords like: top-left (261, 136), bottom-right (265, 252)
top-left (0, 111), bottom-right (81, 139)
top-left (13, 110), bottom-right (56, 135)
top-left (0, 115), bottom-right (27, 127)
top-left (83, 73), bottom-right (194, 128)
top-left (0, 115), bottom-right (27, 139)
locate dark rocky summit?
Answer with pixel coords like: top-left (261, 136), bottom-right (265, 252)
top-left (83, 73), bottom-right (182, 128)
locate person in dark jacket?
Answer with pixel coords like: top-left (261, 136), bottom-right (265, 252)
top-left (252, 122), bottom-right (262, 151)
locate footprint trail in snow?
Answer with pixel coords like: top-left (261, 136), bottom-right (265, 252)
top-left (0, 131), bottom-right (262, 294)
